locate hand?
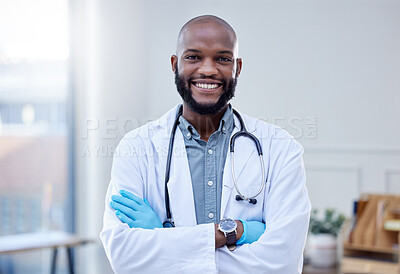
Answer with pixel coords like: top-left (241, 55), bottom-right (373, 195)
top-left (236, 220), bottom-right (266, 245)
top-left (110, 190), bottom-right (163, 229)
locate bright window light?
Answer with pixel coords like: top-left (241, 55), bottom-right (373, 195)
top-left (0, 0), bottom-right (69, 61)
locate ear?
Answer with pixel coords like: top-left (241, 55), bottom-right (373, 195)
top-left (235, 58), bottom-right (242, 77)
top-left (171, 55), bottom-right (178, 73)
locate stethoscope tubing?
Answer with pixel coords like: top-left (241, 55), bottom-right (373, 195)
top-left (163, 105), bottom-right (265, 227)
top-left (163, 106), bottom-right (183, 227)
top-left (231, 153), bottom-right (265, 202)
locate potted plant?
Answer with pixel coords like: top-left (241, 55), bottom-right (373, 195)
top-left (307, 208), bottom-right (346, 268)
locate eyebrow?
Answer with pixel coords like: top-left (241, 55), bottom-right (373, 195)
top-left (217, 50), bottom-right (233, 55)
top-left (184, 49), bottom-right (201, 53)
top-left (183, 49), bottom-right (233, 55)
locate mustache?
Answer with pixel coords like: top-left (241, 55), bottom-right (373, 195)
top-left (187, 75), bottom-right (225, 82)
top-left (174, 65), bottom-right (226, 86)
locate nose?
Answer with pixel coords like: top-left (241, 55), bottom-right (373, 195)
top-left (198, 58), bottom-right (218, 76)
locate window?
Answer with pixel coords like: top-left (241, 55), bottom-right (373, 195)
top-left (0, 0), bottom-right (71, 272)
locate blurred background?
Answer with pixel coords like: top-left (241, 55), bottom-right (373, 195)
top-left (0, 0), bottom-right (399, 273)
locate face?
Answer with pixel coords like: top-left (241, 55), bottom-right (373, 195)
top-left (171, 22), bottom-right (242, 115)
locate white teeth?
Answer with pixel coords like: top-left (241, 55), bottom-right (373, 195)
top-left (195, 83), bottom-right (219, 89)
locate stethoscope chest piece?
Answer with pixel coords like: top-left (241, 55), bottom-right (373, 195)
top-left (163, 220), bottom-right (174, 228)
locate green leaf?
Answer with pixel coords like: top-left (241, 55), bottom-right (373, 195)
top-left (308, 208), bottom-right (346, 236)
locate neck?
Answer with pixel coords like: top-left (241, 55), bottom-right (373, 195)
top-left (182, 103), bottom-right (228, 142)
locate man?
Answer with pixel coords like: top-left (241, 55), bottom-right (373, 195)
top-left (101, 15), bottom-right (311, 273)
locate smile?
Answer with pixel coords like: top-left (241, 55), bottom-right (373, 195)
top-left (192, 82), bottom-right (222, 90)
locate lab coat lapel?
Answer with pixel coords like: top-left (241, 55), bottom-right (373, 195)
top-left (151, 105), bottom-right (197, 227)
top-left (166, 129), bottom-right (197, 226)
top-left (220, 113), bottom-right (256, 217)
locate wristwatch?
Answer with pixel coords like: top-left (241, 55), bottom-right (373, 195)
top-left (218, 218), bottom-right (237, 251)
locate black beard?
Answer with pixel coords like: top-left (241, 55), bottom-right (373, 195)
top-left (174, 66), bottom-right (237, 115)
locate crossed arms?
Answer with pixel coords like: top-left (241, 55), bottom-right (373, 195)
top-left (109, 189), bottom-right (265, 248)
top-left (100, 132), bottom-right (311, 273)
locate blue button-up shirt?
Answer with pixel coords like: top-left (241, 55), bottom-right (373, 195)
top-left (178, 106), bottom-right (234, 224)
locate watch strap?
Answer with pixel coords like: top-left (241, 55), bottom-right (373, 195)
top-left (226, 231), bottom-right (236, 246)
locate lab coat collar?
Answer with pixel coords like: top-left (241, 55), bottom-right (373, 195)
top-left (232, 109), bottom-right (257, 134)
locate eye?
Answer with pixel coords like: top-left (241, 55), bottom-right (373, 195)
top-left (184, 55), bottom-right (200, 60)
top-left (217, 57), bottom-right (232, 62)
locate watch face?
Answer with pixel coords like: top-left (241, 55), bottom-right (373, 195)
top-left (219, 219), bottom-right (237, 233)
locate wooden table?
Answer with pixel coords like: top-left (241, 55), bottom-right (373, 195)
top-left (0, 231), bottom-right (92, 274)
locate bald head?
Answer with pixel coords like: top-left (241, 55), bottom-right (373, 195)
top-left (176, 15), bottom-right (238, 56)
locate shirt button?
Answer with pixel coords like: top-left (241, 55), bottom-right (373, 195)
top-left (207, 180), bottom-right (213, 186)
top-left (208, 213), bottom-right (214, 219)
top-left (222, 126), bottom-right (226, 132)
top-left (208, 149), bottom-right (213, 155)
top-left (186, 132), bottom-right (191, 138)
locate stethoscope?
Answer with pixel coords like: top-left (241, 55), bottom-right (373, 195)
top-left (163, 105), bottom-right (265, 228)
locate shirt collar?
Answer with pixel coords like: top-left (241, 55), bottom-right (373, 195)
top-left (179, 115), bottom-right (199, 140)
top-left (178, 105), bottom-right (234, 140)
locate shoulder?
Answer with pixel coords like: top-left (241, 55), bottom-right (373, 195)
top-left (115, 105), bottom-right (179, 158)
top-left (122, 105), bottom-right (179, 140)
top-left (239, 110), bottom-right (303, 154)
top-left (238, 110), bottom-right (305, 183)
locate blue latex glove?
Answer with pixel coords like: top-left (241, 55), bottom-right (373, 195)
top-left (236, 220), bottom-right (266, 245)
top-left (110, 190), bottom-right (163, 229)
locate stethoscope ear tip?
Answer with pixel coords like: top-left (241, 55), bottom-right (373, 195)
top-left (236, 195), bottom-right (257, 205)
top-left (249, 198), bottom-right (257, 205)
top-left (235, 195), bottom-right (244, 201)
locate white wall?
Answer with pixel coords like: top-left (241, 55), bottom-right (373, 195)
top-left (73, 0), bottom-right (400, 272)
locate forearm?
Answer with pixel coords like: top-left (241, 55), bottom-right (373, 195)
top-left (214, 220), bottom-right (244, 248)
top-left (216, 208), bottom-right (310, 274)
top-left (215, 140), bottom-right (311, 273)
top-left (102, 180), bottom-right (217, 273)
top-left (101, 215), bottom-right (217, 273)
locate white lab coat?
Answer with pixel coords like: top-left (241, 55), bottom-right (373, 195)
top-left (100, 105), bottom-right (311, 274)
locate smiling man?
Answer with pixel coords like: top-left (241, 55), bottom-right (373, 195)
top-left (101, 15), bottom-right (311, 273)
top-left (173, 16), bottom-right (240, 119)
